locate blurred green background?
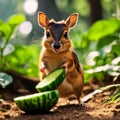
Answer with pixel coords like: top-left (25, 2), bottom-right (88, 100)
top-left (0, 0), bottom-right (120, 87)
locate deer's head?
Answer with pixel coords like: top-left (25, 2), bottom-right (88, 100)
top-left (38, 12), bottom-right (78, 53)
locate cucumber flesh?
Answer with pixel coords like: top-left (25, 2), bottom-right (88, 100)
top-left (36, 68), bottom-right (65, 92)
top-left (14, 90), bottom-right (59, 113)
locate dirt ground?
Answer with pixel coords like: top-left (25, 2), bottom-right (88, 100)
top-left (0, 78), bottom-right (120, 120)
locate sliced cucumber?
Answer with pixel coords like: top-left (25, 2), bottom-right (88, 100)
top-left (14, 90), bottom-right (59, 113)
top-left (36, 68), bottom-right (65, 92)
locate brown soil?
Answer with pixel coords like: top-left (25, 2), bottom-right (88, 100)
top-left (0, 74), bottom-right (120, 120)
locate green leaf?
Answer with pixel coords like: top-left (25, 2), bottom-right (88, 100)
top-left (107, 71), bottom-right (120, 76)
top-left (87, 19), bottom-right (119, 41)
top-left (112, 44), bottom-right (120, 55)
top-left (112, 56), bottom-right (120, 65)
top-left (86, 51), bottom-right (100, 66)
top-left (0, 72), bottom-right (13, 88)
top-left (0, 14), bottom-right (25, 41)
top-left (97, 35), bottom-right (118, 49)
top-left (3, 44), bottom-right (15, 56)
top-left (107, 65), bottom-right (120, 76)
top-left (85, 64), bottom-right (118, 74)
top-left (0, 23), bottom-right (11, 40)
top-left (9, 14), bottom-right (25, 25)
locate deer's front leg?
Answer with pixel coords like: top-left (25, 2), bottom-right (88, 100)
top-left (39, 61), bottom-right (48, 80)
top-left (60, 59), bottom-right (74, 73)
top-left (39, 62), bottom-right (46, 73)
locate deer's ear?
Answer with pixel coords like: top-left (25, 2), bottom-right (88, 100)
top-left (38, 12), bottom-right (49, 28)
top-left (66, 13), bottom-right (78, 28)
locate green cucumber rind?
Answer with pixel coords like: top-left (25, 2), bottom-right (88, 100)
top-left (36, 68), bottom-right (65, 92)
top-left (14, 90), bottom-right (59, 113)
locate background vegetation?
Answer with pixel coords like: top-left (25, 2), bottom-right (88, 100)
top-left (0, 0), bottom-right (120, 96)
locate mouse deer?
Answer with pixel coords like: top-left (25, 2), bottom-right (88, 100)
top-left (38, 12), bottom-right (84, 105)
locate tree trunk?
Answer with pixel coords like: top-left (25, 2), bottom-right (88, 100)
top-left (88, 0), bottom-right (102, 25)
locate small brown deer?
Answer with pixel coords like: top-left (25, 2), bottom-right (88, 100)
top-left (38, 12), bottom-right (84, 105)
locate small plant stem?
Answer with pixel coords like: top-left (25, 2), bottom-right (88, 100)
top-left (0, 33), bottom-right (12, 72)
top-left (0, 48), bottom-right (4, 71)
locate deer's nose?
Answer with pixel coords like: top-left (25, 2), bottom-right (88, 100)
top-left (53, 42), bottom-right (60, 49)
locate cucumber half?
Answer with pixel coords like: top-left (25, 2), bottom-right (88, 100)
top-left (36, 68), bottom-right (65, 92)
top-left (14, 90), bottom-right (59, 113)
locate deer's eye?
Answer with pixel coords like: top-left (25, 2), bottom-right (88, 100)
top-left (63, 32), bottom-right (68, 39)
top-left (46, 31), bottom-right (51, 38)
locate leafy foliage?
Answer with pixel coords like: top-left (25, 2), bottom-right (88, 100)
top-left (0, 72), bottom-right (13, 88)
top-left (101, 84), bottom-right (120, 103)
top-left (71, 15), bottom-right (120, 103)
top-left (87, 19), bottom-right (119, 41)
top-left (0, 14), bottom-right (25, 88)
top-left (104, 91), bottom-right (120, 103)
top-left (0, 13), bottom-right (40, 83)
top-left (71, 18), bottom-right (120, 83)
top-left (6, 45), bottom-right (40, 78)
